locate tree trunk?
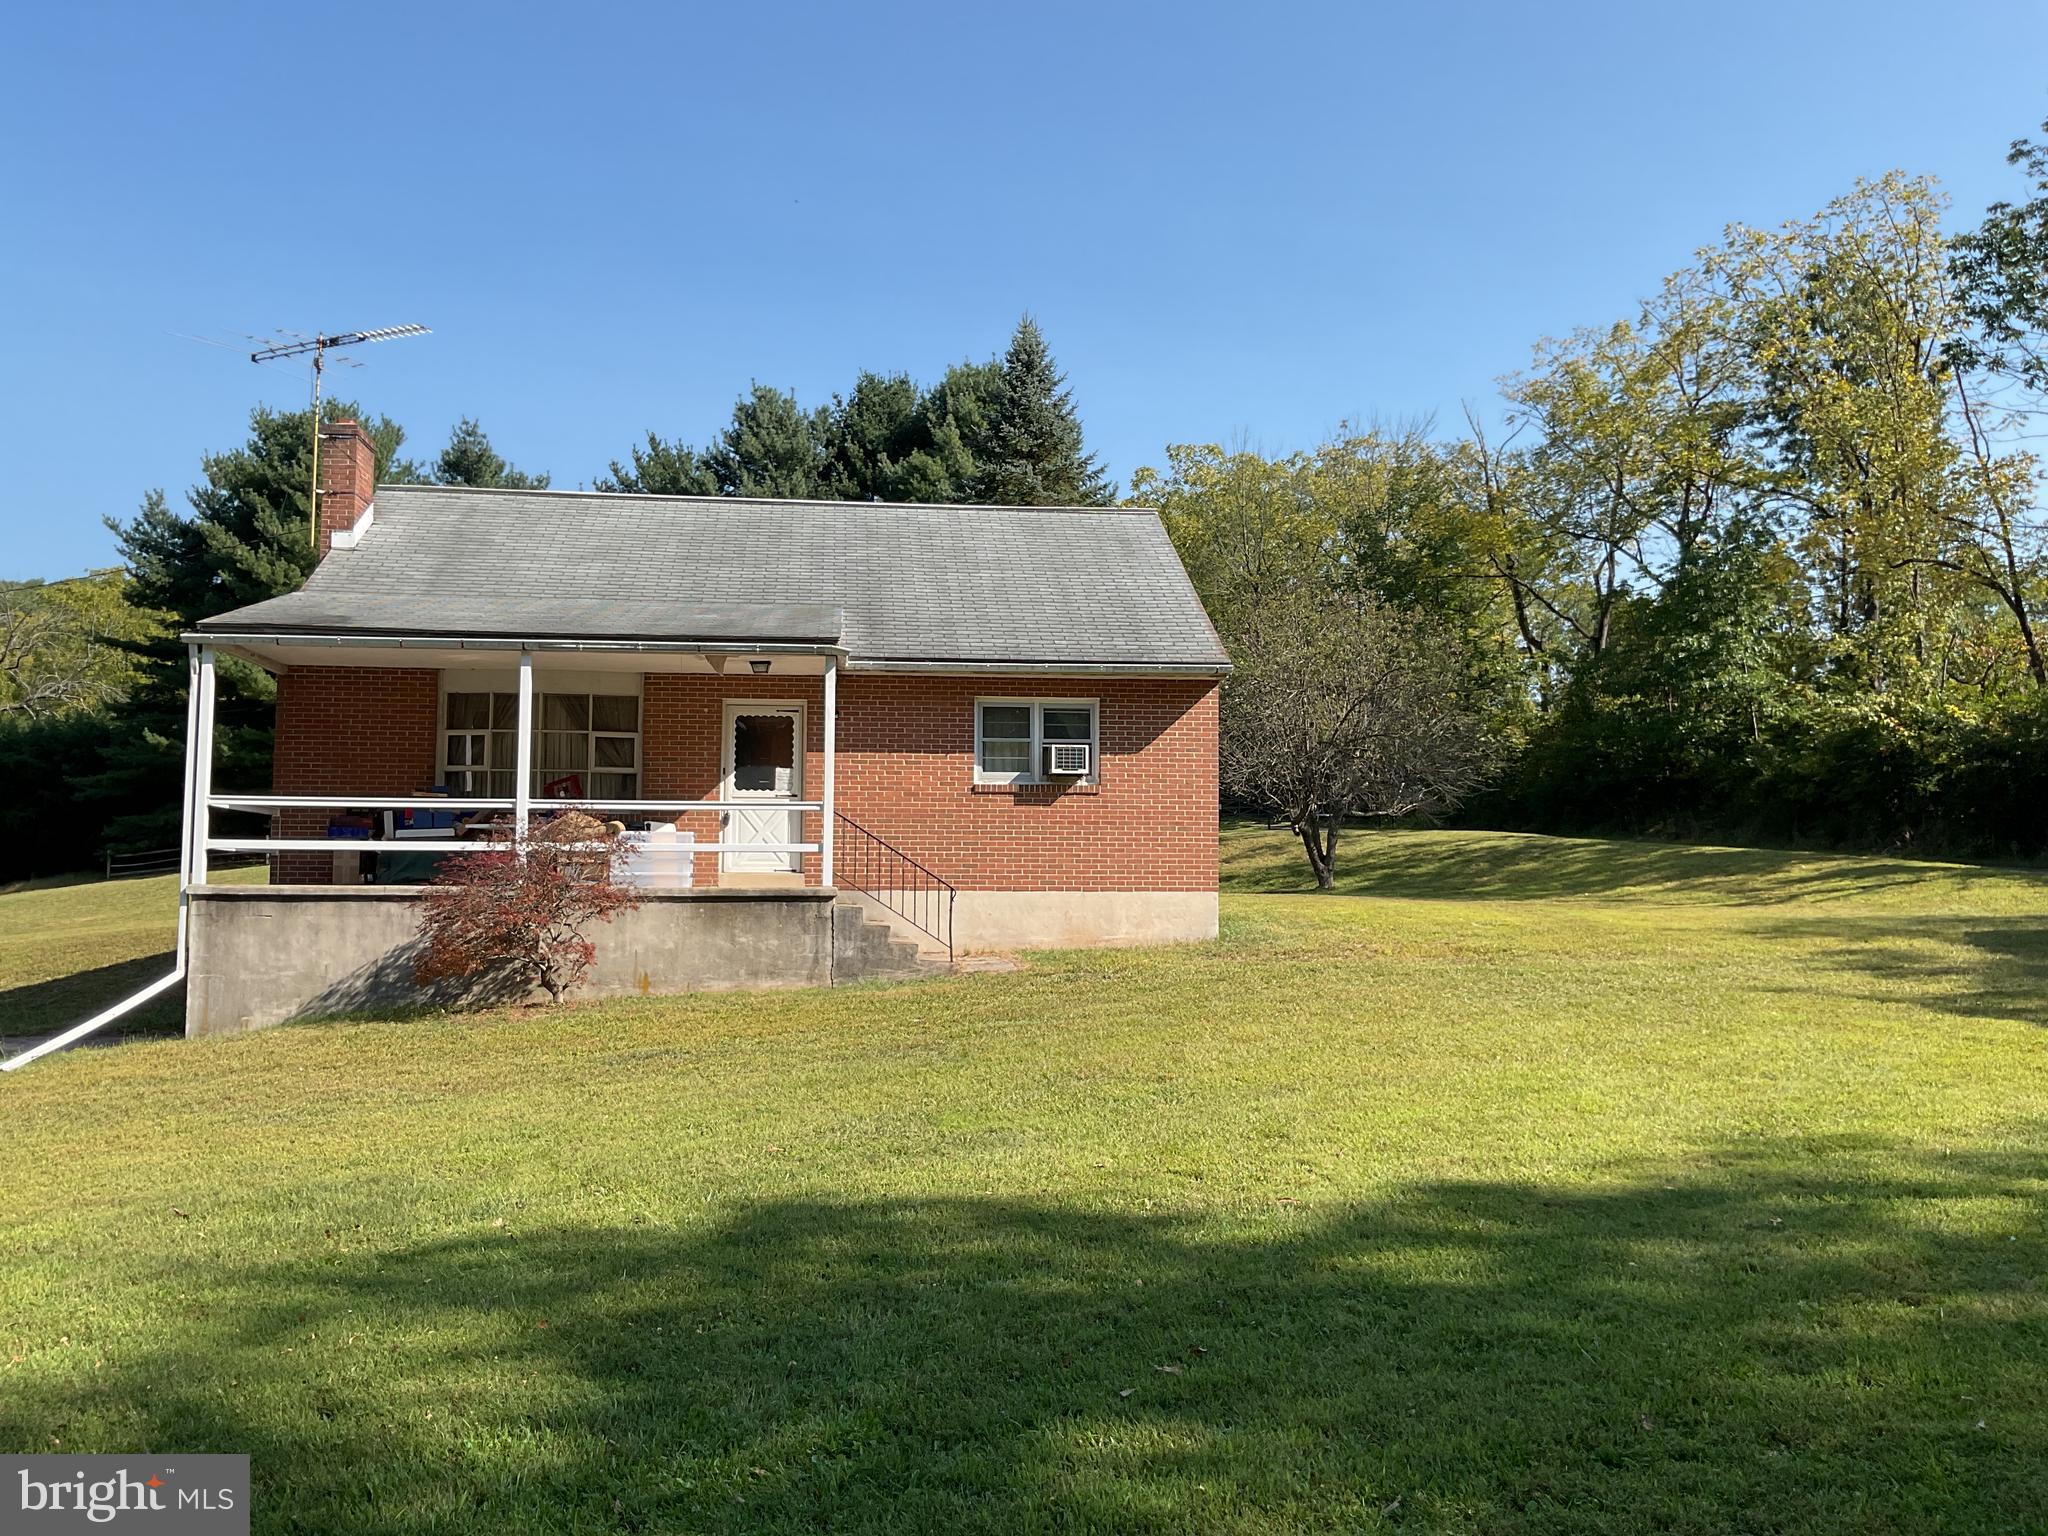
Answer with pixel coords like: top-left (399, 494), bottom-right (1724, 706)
top-left (1297, 816), bottom-right (1338, 890)
top-left (2016, 602), bottom-right (2046, 690)
top-left (1954, 368), bottom-right (2047, 688)
top-left (534, 954), bottom-right (565, 1005)
top-left (1499, 557), bottom-right (1549, 661)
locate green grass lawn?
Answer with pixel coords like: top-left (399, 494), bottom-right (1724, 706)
top-left (0, 863), bottom-right (264, 1039)
top-left (3, 827), bottom-right (2046, 1534)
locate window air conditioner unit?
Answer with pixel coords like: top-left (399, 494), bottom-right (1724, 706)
top-left (1045, 741), bottom-right (1092, 776)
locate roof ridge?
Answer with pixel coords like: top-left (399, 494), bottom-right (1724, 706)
top-left (377, 483), bottom-right (1157, 516)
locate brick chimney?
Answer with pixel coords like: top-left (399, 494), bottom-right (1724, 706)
top-left (316, 418), bottom-right (377, 555)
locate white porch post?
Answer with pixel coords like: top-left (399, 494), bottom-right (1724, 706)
top-left (191, 645), bottom-right (217, 886)
top-left (514, 648), bottom-right (535, 847)
top-left (176, 645), bottom-right (201, 956)
top-left (822, 654), bottom-right (837, 887)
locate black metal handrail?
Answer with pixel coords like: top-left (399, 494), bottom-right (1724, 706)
top-left (832, 812), bottom-right (955, 963)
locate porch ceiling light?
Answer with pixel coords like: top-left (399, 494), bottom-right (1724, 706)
top-left (749, 659), bottom-right (772, 674)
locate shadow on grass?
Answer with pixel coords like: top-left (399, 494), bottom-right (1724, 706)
top-left (0, 870), bottom-right (106, 897)
top-left (1221, 823), bottom-right (2048, 907)
top-left (8, 1140), bottom-right (2045, 1533)
top-left (0, 951), bottom-right (183, 1040)
top-left (1766, 915), bottom-right (2048, 1029)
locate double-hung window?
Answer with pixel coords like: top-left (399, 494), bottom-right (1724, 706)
top-left (974, 698), bottom-right (1098, 784)
top-left (442, 691), bottom-right (515, 798)
top-left (442, 690), bottom-right (641, 801)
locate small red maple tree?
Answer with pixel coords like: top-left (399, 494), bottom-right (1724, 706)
top-left (414, 813), bottom-right (641, 1005)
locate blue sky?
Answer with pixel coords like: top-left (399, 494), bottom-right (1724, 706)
top-left (2, 0), bottom-right (2043, 579)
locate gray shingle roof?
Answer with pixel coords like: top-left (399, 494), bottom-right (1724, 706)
top-left (199, 486), bottom-right (1230, 670)
top-left (200, 593), bottom-right (844, 646)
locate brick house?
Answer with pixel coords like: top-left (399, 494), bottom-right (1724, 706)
top-left (177, 420), bottom-right (1228, 1034)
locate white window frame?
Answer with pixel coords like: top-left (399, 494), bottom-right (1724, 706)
top-left (439, 675), bottom-right (644, 802)
top-left (974, 697), bottom-right (1098, 786)
top-left (438, 691), bottom-right (510, 798)
top-left (444, 726), bottom-right (491, 793)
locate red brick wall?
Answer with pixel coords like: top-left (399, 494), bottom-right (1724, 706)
top-left (834, 675), bottom-right (1219, 892)
top-left (270, 666), bottom-right (440, 883)
top-left (271, 667), bottom-right (1220, 893)
top-left (642, 674), bottom-right (828, 888)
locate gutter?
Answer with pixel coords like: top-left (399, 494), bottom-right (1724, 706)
top-left (184, 632), bottom-right (1228, 676)
top-left (183, 631), bottom-right (849, 656)
top-left (846, 659), bottom-right (1231, 677)
top-left (3, 651), bottom-right (204, 1072)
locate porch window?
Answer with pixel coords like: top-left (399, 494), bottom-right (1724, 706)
top-left (443, 691), bottom-right (640, 802)
top-left (975, 698), bottom-right (1098, 784)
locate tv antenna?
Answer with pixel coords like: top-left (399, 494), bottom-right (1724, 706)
top-left (250, 324), bottom-right (430, 548)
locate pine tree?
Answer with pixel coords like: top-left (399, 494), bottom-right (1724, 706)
top-left (885, 360), bottom-right (1005, 502)
top-left (91, 403), bottom-right (408, 842)
top-left (821, 372), bottom-right (921, 500)
top-left (597, 320), bottom-right (1109, 505)
top-left (598, 387), bottom-right (829, 499)
top-left (597, 432), bottom-right (719, 496)
top-left (700, 385), bottom-right (832, 498)
top-left (430, 417), bottom-right (549, 488)
top-left (974, 317), bottom-right (1116, 505)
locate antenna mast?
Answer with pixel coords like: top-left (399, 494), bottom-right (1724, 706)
top-left (250, 324), bottom-right (430, 548)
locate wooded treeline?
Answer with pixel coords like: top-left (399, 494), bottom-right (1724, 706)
top-left (1154, 139), bottom-right (2048, 865)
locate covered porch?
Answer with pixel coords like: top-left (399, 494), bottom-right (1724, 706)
top-left (187, 633), bottom-right (846, 894)
top-left (172, 617), bottom-right (953, 1035)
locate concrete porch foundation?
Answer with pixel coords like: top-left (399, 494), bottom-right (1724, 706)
top-left (184, 884), bottom-right (923, 1037)
top-left (791, 888), bottom-right (1219, 958)
top-left (951, 890), bottom-right (1219, 953)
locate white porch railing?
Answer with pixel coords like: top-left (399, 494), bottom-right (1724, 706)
top-left (200, 796), bottom-right (824, 858)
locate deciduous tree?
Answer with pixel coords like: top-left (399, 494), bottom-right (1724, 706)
top-left (1951, 118), bottom-right (2048, 391)
top-left (414, 815), bottom-right (640, 1005)
top-left (0, 571), bottom-right (160, 719)
top-left (1221, 593), bottom-right (1495, 888)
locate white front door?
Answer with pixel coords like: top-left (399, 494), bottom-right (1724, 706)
top-left (721, 702), bottom-right (804, 874)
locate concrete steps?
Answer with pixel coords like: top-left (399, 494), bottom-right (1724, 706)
top-left (830, 889), bottom-right (952, 962)
top-left (831, 898), bottom-right (948, 982)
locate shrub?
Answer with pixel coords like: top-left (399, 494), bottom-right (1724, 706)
top-left (414, 813), bottom-right (640, 1005)
top-left (1482, 690), bottom-right (2048, 861)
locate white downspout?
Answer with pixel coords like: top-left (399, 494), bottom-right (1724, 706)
top-left (2, 645), bottom-right (205, 1071)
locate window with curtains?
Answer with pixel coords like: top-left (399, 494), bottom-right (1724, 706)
top-left (974, 698), bottom-right (1097, 784)
top-left (442, 691), bottom-right (640, 801)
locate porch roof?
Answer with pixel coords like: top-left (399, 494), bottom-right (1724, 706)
top-left (195, 484), bottom-right (1231, 672)
top-left (190, 593), bottom-right (843, 648)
